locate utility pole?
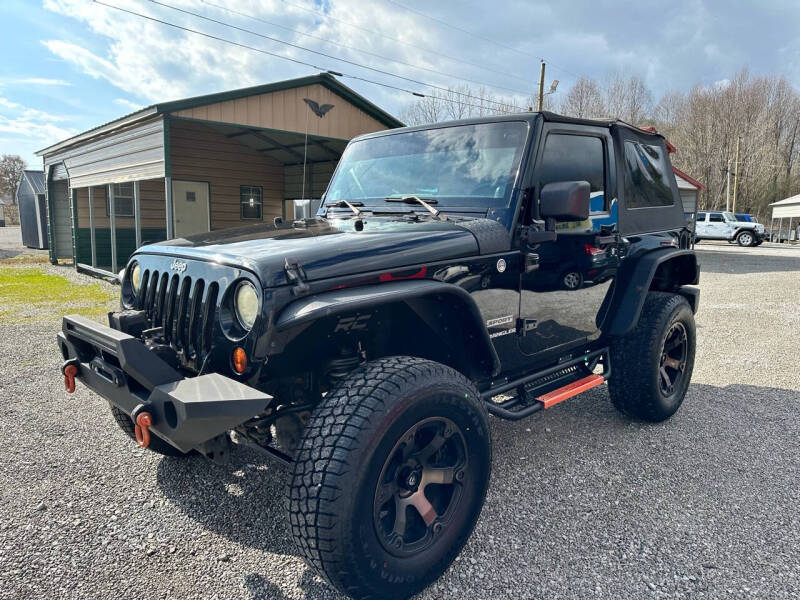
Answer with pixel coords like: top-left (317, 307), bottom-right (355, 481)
top-left (725, 158), bottom-right (731, 212)
top-left (538, 61), bottom-right (546, 111)
top-left (732, 136), bottom-right (740, 214)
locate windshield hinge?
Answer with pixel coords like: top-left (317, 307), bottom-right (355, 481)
top-left (284, 258), bottom-right (310, 297)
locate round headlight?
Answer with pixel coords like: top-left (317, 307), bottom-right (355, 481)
top-left (131, 263), bottom-right (142, 293)
top-left (234, 281), bottom-right (259, 330)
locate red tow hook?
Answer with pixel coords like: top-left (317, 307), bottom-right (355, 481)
top-left (63, 364), bottom-right (78, 394)
top-left (134, 412), bottom-right (153, 448)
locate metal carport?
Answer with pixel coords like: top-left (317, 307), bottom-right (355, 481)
top-left (36, 73), bottom-right (402, 276)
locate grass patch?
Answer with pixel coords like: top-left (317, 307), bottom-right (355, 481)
top-left (0, 266), bottom-right (117, 323)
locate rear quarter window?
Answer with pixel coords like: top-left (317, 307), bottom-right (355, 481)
top-left (622, 141), bottom-right (674, 209)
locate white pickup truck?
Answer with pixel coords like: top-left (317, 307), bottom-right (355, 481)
top-left (695, 211), bottom-right (766, 246)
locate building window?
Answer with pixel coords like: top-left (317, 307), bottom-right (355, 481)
top-left (106, 182), bottom-right (135, 217)
top-left (241, 185), bottom-right (262, 220)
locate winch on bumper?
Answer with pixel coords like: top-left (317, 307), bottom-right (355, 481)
top-left (57, 314), bottom-right (271, 454)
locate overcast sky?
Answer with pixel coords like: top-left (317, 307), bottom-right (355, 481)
top-left (1, 0), bottom-right (799, 167)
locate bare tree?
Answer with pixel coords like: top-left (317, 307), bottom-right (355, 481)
top-left (0, 155), bottom-right (26, 203)
top-left (561, 77), bottom-right (605, 118)
top-left (398, 85), bottom-right (531, 126)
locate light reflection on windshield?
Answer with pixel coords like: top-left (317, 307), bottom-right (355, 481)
top-left (324, 121), bottom-right (528, 209)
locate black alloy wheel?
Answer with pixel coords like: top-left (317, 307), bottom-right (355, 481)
top-left (373, 417), bottom-right (468, 557)
top-left (658, 321), bottom-right (689, 397)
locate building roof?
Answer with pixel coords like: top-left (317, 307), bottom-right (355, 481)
top-left (672, 166), bottom-right (704, 191)
top-left (21, 170), bottom-right (45, 195)
top-left (37, 73), bottom-right (404, 157)
top-left (770, 193), bottom-right (800, 206)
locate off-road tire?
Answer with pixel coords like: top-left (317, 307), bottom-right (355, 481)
top-left (110, 405), bottom-right (186, 457)
top-left (288, 356), bottom-right (491, 600)
top-left (609, 292), bottom-right (695, 422)
top-left (736, 231), bottom-right (755, 246)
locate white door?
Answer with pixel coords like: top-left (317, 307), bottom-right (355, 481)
top-left (172, 180), bottom-right (210, 238)
top-left (707, 213), bottom-right (729, 239)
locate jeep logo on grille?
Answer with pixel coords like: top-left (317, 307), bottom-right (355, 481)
top-left (169, 259), bottom-right (187, 273)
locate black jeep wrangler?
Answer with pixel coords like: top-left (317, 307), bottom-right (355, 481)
top-left (58, 112), bottom-right (699, 600)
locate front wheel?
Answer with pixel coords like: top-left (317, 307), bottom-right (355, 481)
top-left (288, 357), bottom-right (491, 599)
top-left (609, 292), bottom-right (696, 422)
top-left (737, 231), bottom-right (755, 246)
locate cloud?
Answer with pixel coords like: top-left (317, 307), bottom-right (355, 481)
top-left (15, 78), bottom-right (72, 86)
top-left (36, 0), bottom-right (800, 120)
top-left (0, 96), bottom-right (77, 164)
top-left (113, 98), bottom-right (145, 111)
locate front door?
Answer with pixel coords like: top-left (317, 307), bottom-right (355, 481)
top-left (172, 180), bottom-right (210, 238)
top-left (517, 126), bottom-right (620, 361)
top-left (706, 212), bottom-right (729, 238)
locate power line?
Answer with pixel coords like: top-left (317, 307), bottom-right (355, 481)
top-left (199, 0), bottom-right (532, 96)
top-left (144, 0), bottom-right (525, 110)
top-left (278, 0), bottom-right (534, 86)
top-left (384, 0), bottom-right (582, 81)
top-left (92, 1), bottom-right (519, 115)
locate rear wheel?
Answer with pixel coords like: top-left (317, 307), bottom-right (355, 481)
top-left (110, 405), bottom-right (186, 457)
top-left (288, 356), bottom-right (491, 599)
top-left (561, 270), bottom-right (583, 290)
top-left (609, 292), bottom-right (695, 422)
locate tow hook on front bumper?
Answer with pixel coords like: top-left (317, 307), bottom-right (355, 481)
top-left (62, 359), bottom-right (79, 393)
top-left (134, 411), bottom-right (153, 448)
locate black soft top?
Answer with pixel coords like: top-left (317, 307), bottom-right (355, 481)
top-left (352, 111), bottom-right (667, 143)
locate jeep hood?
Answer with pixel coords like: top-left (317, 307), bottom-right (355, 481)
top-left (135, 218), bottom-right (482, 287)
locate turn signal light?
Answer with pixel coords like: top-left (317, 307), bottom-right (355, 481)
top-left (232, 347), bottom-right (247, 374)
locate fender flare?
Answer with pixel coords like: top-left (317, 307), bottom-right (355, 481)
top-left (272, 279), bottom-right (501, 377)
top-left (602, 248), bottom-right (699, 337)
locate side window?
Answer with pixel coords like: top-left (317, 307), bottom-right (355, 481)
top-left (622, 141), bottom-right (674, 208)
top-left (696, 212), bottom-right (706, 221)
top-left (709, 213), bottom-right (724, 223)
top-left (538, 134), bottom-right (606, 213)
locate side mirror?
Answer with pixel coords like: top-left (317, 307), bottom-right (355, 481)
top-left (539, 181), bottom-right (591, 222)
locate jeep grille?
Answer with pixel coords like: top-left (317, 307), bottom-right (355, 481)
top-left (136, 268), bottom-right (219, 363)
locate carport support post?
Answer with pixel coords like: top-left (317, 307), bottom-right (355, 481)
top-left (109, 184), bottom-right (117, 274)
top-left (165, 176), bottom-right (174, 240)
top-left (88, 187), bottom-right (96, 267)
top-left (134, 180), bottom-right (142, 249)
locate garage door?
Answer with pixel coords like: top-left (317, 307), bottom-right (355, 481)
top-left (50, 180), bottom-right (73, 259)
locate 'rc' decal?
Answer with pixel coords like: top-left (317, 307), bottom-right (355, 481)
top-left (334, 314), bottom-right (372, 332)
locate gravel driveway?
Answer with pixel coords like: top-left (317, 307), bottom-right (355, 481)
top-left (1, 243), bottom-right (798, 599)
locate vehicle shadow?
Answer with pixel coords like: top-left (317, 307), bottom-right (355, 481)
top-left (156, 445), bottom-right (341, 598)
top-left (156, 444), bottom-right (293, 556)
top-left (156, 381), bottom-right (799, 598)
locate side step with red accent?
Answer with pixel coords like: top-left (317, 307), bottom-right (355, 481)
top-left (536, 374), bottom-right (605, 409)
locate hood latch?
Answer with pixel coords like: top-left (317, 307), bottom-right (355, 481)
top-left (284, 258), bottom-right (310, 297)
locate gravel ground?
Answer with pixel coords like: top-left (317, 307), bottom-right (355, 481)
top-left (1, 241), bottom-right (799, 599)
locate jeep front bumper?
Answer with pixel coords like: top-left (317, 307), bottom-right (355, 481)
top-left (57, 314), bottom-right (271, 453)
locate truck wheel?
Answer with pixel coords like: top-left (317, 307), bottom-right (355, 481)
top-left (288, 356), bottom-right (491, 600)
top-left (736, 231), bottom-right (754, 246)
top-left (110, 405), bottom-right (187, 457)
top-left (609, 292), bottom-right (695, 422)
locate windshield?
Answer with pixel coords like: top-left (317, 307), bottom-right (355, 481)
top-left (724, 211), bottom-right (738, 222)
top-left (324, 121), bottom-right (529, 210)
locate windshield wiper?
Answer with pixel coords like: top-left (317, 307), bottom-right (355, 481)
top-left (385, 195), bottom-right (444, 220)
top-left (328, 199), bottom-right (364, 217)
